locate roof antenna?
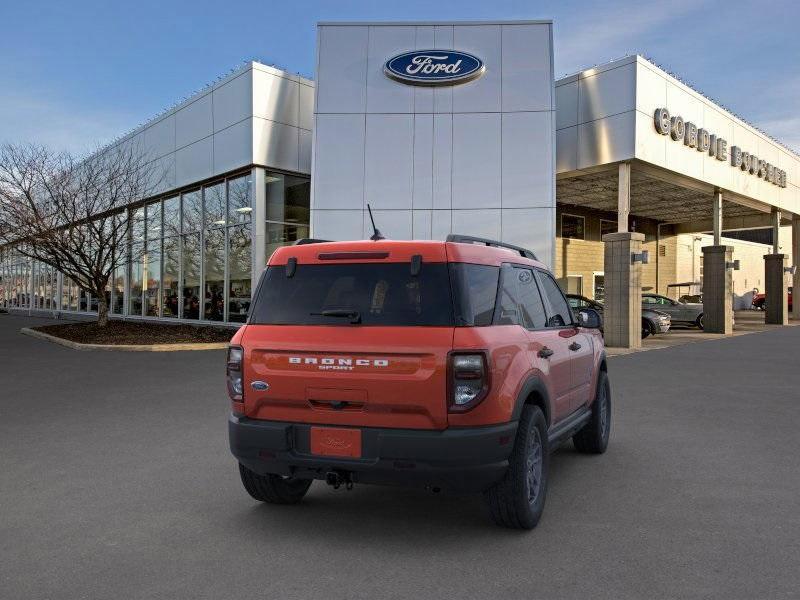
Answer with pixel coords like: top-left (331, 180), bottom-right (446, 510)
top-left (367, 204), bottom-right (385, 241)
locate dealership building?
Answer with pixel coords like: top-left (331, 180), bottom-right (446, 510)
top-left (2, 20), bottom-right (799, 346)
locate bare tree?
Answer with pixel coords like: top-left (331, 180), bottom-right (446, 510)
top-left (0, 142), bottom-right (163, 326)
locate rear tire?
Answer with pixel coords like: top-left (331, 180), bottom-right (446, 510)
top-left (484, 405), bottom-right (549, 529)
top-left (573, 371), bottom-right (611, 454)
top-left (238, 463), bottom-right (312, 504)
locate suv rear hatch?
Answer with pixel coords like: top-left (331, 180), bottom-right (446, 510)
top-left (241, 244), bottom-right (455, 430)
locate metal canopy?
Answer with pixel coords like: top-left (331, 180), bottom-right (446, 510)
top-left (556, 164), bottom-right (768, 225)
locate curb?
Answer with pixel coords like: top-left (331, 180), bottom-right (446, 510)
top-left (20, 328), bottom-right (230, 352)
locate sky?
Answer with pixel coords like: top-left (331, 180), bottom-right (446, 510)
top-left (1, 0), bottom-right (798, 154)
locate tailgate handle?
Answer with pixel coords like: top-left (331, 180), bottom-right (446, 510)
top-left (309, 399), bottom-right (365, 411)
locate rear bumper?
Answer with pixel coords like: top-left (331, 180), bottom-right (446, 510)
top-left (229, 414), bottom-right (517, 492)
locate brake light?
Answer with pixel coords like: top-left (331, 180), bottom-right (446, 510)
top-left (227, 345), bottom-right (244, 402)
top-left (448, 351), bottom-right (490, 412)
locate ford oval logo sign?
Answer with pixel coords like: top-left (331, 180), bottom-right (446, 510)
top-left (384, 50), bottom-right (485, 86)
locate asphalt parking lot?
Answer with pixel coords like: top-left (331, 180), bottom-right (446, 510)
top-left (2, 314), bottom-right (799, 599)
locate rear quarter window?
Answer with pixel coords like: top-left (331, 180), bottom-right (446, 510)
top-left (449, 263), bottom-right (500, 326)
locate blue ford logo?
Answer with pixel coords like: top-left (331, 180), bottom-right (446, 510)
top-left (384, 50), bottom-right (485, 86)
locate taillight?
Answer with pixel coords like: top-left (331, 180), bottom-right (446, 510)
top-left (448, 351), bottom-right (490, 412)
top-left (227, 345), bottom-right (244, 402)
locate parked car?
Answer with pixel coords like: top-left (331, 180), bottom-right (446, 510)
top-left (642, 293), bottom-right (705, 329)
top-left (228, 235), bottom-right (611, 529)
top-left (567, 294), bottom-right (670, 339)
top-left (752, 287), bottom-right (793, 311)
top-left (678, 293), bottom-right (702, 304)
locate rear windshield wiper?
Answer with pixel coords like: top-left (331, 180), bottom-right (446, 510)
top-left (311, 309), bottom-right (362, 324)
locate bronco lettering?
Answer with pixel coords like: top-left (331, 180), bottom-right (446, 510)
top-left (288, 356), bottom-right (389, 368)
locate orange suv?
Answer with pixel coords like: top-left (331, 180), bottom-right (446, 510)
top-left (228, 235), bottom-right (610, 528)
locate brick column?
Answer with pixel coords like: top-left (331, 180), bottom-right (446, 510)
top-left (701, 246), bottom-right (733, 334)
top-left (602, 232), bottom-right (644, 348)
top-left (764, 253), bottom-right (789, 325)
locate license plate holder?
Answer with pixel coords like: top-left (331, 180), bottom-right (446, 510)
top-left (310, 427), bottom-right (362, 458)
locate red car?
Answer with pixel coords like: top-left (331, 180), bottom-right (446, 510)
top-left (752, 287), bottom-right (793, 311)
top-left (228, 235), bottom-right (610, 529)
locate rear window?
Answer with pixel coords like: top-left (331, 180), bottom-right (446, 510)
top-left (250, 263), bottom-right (454, 326)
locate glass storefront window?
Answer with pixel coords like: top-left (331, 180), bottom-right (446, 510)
top-left (129, 243), bottom-right (144, 316)
top-left (266, 222), bottom-right (309, 260)
top-left (228, 224), bottom-right (251, 323)
top-left (204, 182), bottom-right (226, 228)
top-left (228, 175), bottom-right (252, 225)
top-left (2, 169), bottom-right (308, 323)
top-left (162, 236), bottom-right (179, 318)
top-left (163, 196), bottom-right (180, 237)
top-left (182, 189), bottom-right (201, 233)
top-left (561, 214), bottom-right (585, 240)
top-left (69, 280), bottom-right (79, 311)
top-left (34, 265), bottom-right (42, 309)
top-left (61, 277), bottom-right (69, 311)
top-left (112, 265), bottom-right (124, 314)
top-left (266, 173), bottom-right (310, 224)
top-left (146, 201), bottom-right (162, 240)
top-left (182, 233), bottom-right (201, 319)
top-left (144, 241), bottom-right (161, 317)
top-left (43, 267), bottom-right (51, 309)
top-left (131, 207), bottom-right (145, 243)
top-left (204, 227), bottom-right (225, 321)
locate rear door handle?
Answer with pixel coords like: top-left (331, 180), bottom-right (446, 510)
top-left (538, 347), bottom-right (554, 359)
top-left (568, 342), bottom-right (582, 351)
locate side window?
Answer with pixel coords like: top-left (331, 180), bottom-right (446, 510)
top-left (537, 271), bottom-right (573, 328)
top-left (643, 296), bottom-right (657, 305)
top-left (516, 268), bottom-right (547, 329)
top-left (495, 265), bottom-right (522, 326)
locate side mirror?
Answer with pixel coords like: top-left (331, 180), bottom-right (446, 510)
top-left (578, 308), bottom-right (602, 329)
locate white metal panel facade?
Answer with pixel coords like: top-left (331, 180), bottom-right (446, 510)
top-left (636, 58), bottom-right (799, 213)
top-left (312, 21), bottom-right (557, 267)
top-left (556, 55), bottom-right (800, 215)
top-left (98, 62), bottom-right (312, 198)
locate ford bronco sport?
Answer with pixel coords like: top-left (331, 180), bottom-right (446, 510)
top-left (228, 235), bottom-right (610, 529)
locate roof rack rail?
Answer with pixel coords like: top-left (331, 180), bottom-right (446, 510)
top-left (446, 234), bottom-right (537, 260)
top-left (294, 238), bottom-right (333, 245)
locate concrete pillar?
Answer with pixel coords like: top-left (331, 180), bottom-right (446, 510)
top-left (251, 167), bottom-right (267, 295)
top-left (602, 231), bottom-right (644, 348)
top-left (764, 253), bottom-right (789, 325)
top-left (712, 190), bottom-right (723, 246)
top-left (701, 246), bottom-right (734, 334)
top-left (772, 208), bottom-right (781, 254)
top-left (617, 162), bottom-right (631, 233)
top-left (792, 216), bottom-right (800, 321)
